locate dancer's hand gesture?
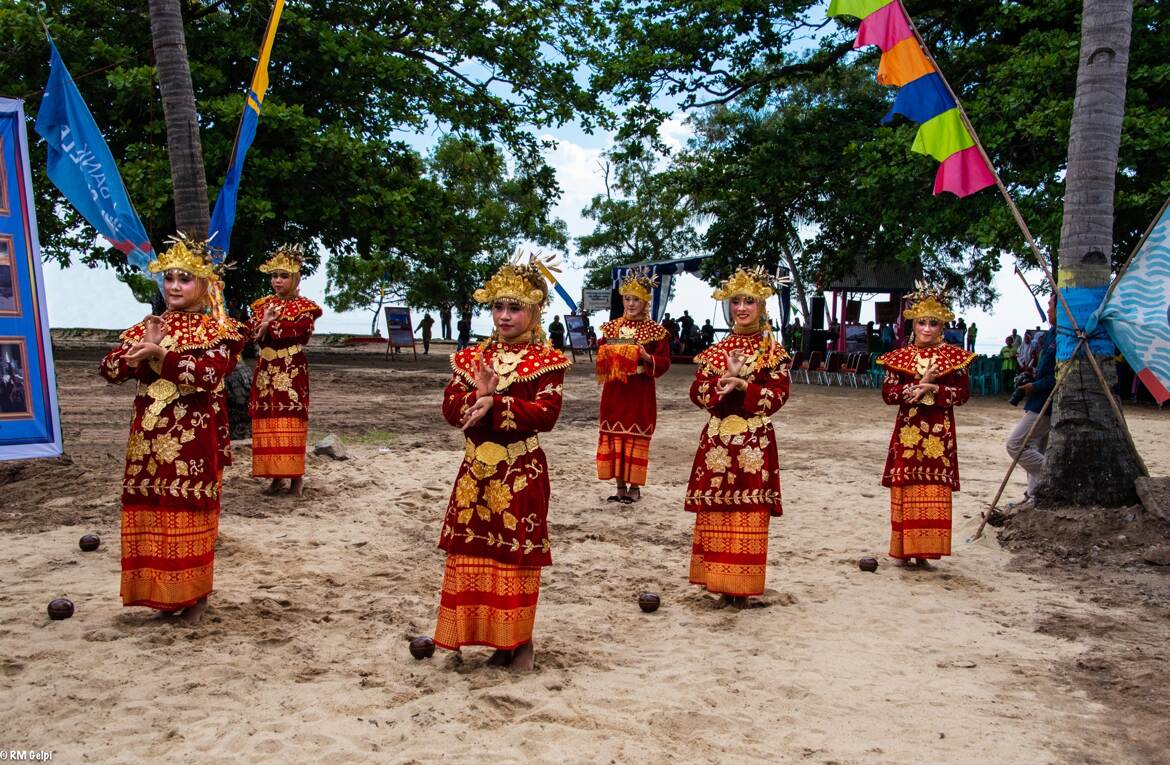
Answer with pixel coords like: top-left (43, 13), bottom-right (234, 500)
top-left (461, 396), bottom-right (493, 431)
top-left (143, 315), bottom-right (165, 345)
top-left (474, 359), bottom-right (500, 398)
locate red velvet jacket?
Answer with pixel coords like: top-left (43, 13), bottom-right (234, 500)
top-left (100, 311), bottom-right (247, 511)
top-left (247, 295), bottom-right (323, 421)
top-left (597, 317), bottom-right (672, 437)
top-left (438, 341), bottom-right (570, 567)
top-left (684, 332), bottom-right (791, 516)
top-left (877, 343), bottom-right (975, 490)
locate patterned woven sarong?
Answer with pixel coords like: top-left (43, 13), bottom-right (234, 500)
top-left (889, 484), bottom-right (952, 559)
top-left (596, 433), bottom-right (651, 485)
top-left (121, 502), bottom-right (219, 610)
top-left (434, 554), bottom-right (541, 650)
top-left (252, 416), bottom-right (308, 478)
top-left (688, 510), bottom-right (770, 596)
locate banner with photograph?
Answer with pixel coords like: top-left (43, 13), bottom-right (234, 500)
top-left (0, 98), bottom-right (63, 460)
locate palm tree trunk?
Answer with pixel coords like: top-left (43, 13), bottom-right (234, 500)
top-left (148, 0), bottom-right (209, 238)
top-left (1036, 0), bottom-right (1140, 506)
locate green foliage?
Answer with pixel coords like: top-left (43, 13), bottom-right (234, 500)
top-left (577, 149), bottom-right (700, 287)
top-left (586, 0), bottom-right (1170, 307)
top-left (324, 134), bottom-right (568, 331)
top-left (0, 0), bottom-right (602, 306)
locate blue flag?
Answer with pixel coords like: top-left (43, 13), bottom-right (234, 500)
top-left (1087, 197), bottom-right (1170, 404)
top-left (34, 39), bottom-right (153, 271)
top-left (208, 0), bottom-right (285, 259)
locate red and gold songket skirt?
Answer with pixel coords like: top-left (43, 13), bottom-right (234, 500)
top-left (121, 503), bottom-right (220, 610)
top-left (889, 484), bottom-right (952, 559)
top-left (596, 433), bottom-right (650, 486)
top-left (252, 416), bottom-right (308, 478)
top-left (434, 555), bottom-right (541, 651)
top-left (689, 509), bottom-right (770, 596)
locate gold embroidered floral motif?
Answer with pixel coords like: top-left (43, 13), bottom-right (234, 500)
top-left (455, 473), bottom-right (479, 508)
top-left (738, 446), bottom-right (765, 474)
top-left (705, 446), bottom-right (731, 473)
top-left (484, 480), bottom-right (513, 514)
top-left (153, 435), bottom-right (182, 464)
top-left (899, 424), bottom-right (922, 448)
top-left (512, 475), bottom-right (528, 494)
top-left (502, 511), bottom-right (518, 531)
top-left (126, 433), bottom-right (150, 461)
top-left (921, 435), bottom-right (945, 459)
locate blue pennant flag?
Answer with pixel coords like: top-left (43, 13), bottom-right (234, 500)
top-left (34, 39), bottom-right (154, 272)
top-left (208, 0), bottom-right (285, 259)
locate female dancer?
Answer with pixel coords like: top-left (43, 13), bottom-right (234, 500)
top-left (876, 285), bottom-right (975, 568)
top-left (432, 259), bottom-right (570, 670)
top-left (248, 246), bottom-right (323, 497)
top-left (595, 268), bottom-right (671, 503)
top-left (99, 235), bottom-right (247, 623)
top-left (685, 267), bottom-right (790, 607)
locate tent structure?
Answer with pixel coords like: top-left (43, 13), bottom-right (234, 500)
top-left (821, 257), bottom-right (922, 352)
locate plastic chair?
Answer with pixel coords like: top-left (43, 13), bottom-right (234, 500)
top-left (817, 352), bottom-right (845, 386)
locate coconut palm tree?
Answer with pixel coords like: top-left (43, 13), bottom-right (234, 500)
top-left (1037, 0), bottom-right (1141, 505)
top-left (148, 0), bottom-right (209, 238)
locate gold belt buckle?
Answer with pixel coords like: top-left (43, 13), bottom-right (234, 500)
top-left (260, 347), bottom-right (278, 361)
top-left (718, 415), bottom-right (749, 437)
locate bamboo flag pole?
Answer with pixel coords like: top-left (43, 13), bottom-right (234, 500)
top-left (898, 0), bottom-right (1148, 477)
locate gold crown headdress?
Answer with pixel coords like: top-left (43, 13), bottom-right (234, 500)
top-left (712, 266), bottom-right (789, 301)
top-left (148, 232), bottom-right (222, 283)
top-left (472, 248), bottom-right (551, 306)
top-left (259, 243), bottom-right (305, 275)
top-left (618, 266), bottom-right (660, 303)
top-left (902, 280), bottom-right (955, 322)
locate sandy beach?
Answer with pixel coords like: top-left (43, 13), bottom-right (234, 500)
top-left (1, 343), bottom-right (1167, 764)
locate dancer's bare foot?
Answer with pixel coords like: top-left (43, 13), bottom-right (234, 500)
top-left (913, 557), bottom-right (934, 570)
top-left (625, 486), bottom-right (641, 503)
top-left (262, 479), bottom-right (286, 495)
top-left (487, 649), bottom-right (513, 667)
top-left (892, 558), bottom-right (909, 568)
top-left (289, 478), bottom-right (304, 497)
top-left (180, 596), bottom-right (208, 625)
top-left (510, 641), bottom-right (535, 672)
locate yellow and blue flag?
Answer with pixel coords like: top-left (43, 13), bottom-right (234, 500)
top-left (209, 0), bottom-right (285, 259)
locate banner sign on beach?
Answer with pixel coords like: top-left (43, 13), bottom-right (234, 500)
top-left (0, 98), bottom-right (64, 460)
top-left (1087, 198), bottom-right (1170, 404)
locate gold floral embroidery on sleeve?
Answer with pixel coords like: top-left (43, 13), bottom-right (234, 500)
top-left (499, 397), bottom-right (518, 430)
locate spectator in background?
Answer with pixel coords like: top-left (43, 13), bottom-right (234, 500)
top-left (943, 321), bottom-right (965, 346)
top-left (999, 336), bottom-right (1018, 392)
top-left (1005, 295), bottom-right (1057, 509)
top-left (966, 322), bottom-right (978, 352)
top-left (879, 322), bottom-right (895, 352)
top-left (439, 305), bottom-right (452, 340)
top-left (456, 313), bottom-right (472, 349)
top-left (548, 315), bottom-right (565, 349)
top-left (1016, 329), bottom-right (1037, 374)
top-left (415, 313), bottom-right (435, 354)
top-left (701, 319), bottom-right (715, 348)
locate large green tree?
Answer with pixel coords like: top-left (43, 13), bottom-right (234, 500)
top-left (577, 149), bottom-right (700, 288)
top-left (585, 0), bottom-right (1169, 304)
top-left (325, 134), bottom-right (567, 332)
top-left (0, 0), bottom-right (604, 305)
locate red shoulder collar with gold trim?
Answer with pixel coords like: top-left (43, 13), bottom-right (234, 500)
top-left (877, 343), bottom-right (975, 376)
top-left (250, 295), bottom-right (323, 320)
top-left (693, 333), bottom-right (790, 370)
top-left (601, 317), bottom-right (669, 344)
top-left (121, 311), bottom-right (246, 352)
top-left (451, 341), bottom-right (571, 386)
